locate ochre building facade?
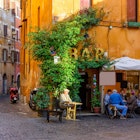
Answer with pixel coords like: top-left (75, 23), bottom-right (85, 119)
top-left (21, 0), bottom-right (140, 109)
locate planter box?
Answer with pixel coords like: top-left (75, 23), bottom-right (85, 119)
top-left (128, 22), bottom-right (140, 28)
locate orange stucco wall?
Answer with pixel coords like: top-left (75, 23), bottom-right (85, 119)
top-left (90, 0), bottom-right (140, 94)
top-left (91, 0), bottom-right (140, 59)
top-left (20, 0), bottom-right (52, 101)
top-left (21, 0), bottom-right (140, 102)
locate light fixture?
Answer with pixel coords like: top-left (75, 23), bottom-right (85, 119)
top-left (104, 51), bottom-right (108, 57)
top-left (108, 25), bottom-right (112, 30)
top-left (54, 56), bottom-right (60, 64)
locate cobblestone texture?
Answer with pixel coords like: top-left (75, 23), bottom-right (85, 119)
top-left (0, 94), bottom-right (140, 140)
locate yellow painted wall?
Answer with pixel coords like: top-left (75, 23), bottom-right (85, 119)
top-left (52, 0), bottom-right (80, 21)
top-left (20, 0), bottom-right (52, 101)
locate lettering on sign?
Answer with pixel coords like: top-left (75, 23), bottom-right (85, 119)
top-left (70, 47), bottom-right (104, 61)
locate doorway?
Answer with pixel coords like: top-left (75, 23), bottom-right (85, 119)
top-left (79, 69), bottom-right (99, 111)
top-left (3, 74), bottom-right (7, 94)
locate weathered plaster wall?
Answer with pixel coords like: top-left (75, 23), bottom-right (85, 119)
top-left (91, 0), bottom-right (140, 59)
top-left (20, 0), bottom-right (52, 101)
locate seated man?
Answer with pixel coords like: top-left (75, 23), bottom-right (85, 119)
top-left (104, 89), bottom-right (113, 117)
top-left (59, 89), bottom-right (74, 109)
top-left (109, 89), bottom-right (128, 119)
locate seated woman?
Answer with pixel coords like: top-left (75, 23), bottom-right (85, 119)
top-left (126, 92), bottom-right (137, 113)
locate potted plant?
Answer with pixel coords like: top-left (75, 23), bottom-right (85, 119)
top-left (33, 88), bottom-right (50, 116)
top-left (91, 87), bottom-right (101, 113)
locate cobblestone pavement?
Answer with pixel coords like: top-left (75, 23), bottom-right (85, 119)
top-left (0, 94), bottom-right (140, 140)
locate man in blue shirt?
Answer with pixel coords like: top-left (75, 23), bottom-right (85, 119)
top-left (109, 89), bottom-right (128, 119)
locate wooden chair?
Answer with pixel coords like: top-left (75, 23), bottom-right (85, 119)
top-left (108, 105), bottom-right (121, 119)
top-left (46, 98), bottom-right (64, 122)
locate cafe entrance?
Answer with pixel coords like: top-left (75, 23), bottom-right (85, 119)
top-left (79, 68), bottom-right (99, 111)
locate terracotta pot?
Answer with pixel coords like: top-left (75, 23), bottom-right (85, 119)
top-left (93, 107), bottom-right (101, 113)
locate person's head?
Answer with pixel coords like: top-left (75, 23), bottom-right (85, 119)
top-left (112, 89), bottom-right (117, 93)
top-left (64, 89), bottom-right (69, 94)
top-left (107, 89), bottom-right (112, 94)
top-left (120, 89), bottom-right (125, 95)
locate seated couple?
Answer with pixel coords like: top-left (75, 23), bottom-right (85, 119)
top-left (104, 89), bottom-right (128, 119)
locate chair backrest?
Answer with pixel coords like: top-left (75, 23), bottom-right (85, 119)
top-left (53, 98), bottom-right (62, 111)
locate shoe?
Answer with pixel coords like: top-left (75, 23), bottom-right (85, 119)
top-left (109, 115), bottom-right (114, 119)
top-left (120, 116), bottom-right (126, 119)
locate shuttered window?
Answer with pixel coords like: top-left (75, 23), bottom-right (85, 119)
top-left (127, 0), bottom-right (137, 22)
top-left (2, 49), bottom-right (7, 62)
top-left (3, 25), bottom-right (7, 36)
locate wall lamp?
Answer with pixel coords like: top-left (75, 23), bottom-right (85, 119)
top-left (108, 25), bottom-right (113, 30)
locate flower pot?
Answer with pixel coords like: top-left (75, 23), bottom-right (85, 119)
top-left (93, 107), bottom-right (101, 113)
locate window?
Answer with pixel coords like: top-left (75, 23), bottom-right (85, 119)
top-left (2, 49), bottom-right (7, 62)
top-left (12, 28), bottom-right (16, 39)
top-left (4, 0), bottom-right (10, 10)
top-left (11, 51), bottom-right (19, 63)
top-left (38, 6), bottom-right (40, 28)
top-left (16, 30), bottom-right (18, 40)
top-left (3, 25), bottom-right (7, 36)
top-left (127, 0), bottom-right (138, 22)
top-left (11, 51), bottom-right (15, 63)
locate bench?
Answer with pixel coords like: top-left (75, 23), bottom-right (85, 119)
top-left (46, 98), bottom-right (64, 122)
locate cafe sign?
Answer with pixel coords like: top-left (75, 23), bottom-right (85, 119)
top-left (70, 47), bottom-right (105, 61)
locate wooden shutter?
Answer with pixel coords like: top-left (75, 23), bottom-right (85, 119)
top-left (3, 25), bottom-right (7, 36)
top-left (127, 0), bottom-right (137, 21)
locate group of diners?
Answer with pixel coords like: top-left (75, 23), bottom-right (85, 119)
top-left (104, 88), bottom-right (140, 119)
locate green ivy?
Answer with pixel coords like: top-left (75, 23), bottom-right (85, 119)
top-left (27, 7), bottom-right (108, 100)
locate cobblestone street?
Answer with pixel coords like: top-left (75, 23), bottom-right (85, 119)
top-left (0, 94), bottom-right (140, 140)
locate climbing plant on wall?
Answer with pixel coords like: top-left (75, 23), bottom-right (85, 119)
top-left (27, 7), bottom-right (109, 100)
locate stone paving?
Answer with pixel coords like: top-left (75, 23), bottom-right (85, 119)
top-left (0, 94), bottom-right (140, 140)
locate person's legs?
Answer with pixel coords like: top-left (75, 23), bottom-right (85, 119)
top-left (113, 104), bottom-right (128, 116)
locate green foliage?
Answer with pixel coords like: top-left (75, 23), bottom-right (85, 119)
top-left (27, 7), bottom-right (108, 100)
top-left (91, 87), bottom-right (101, 107)
top-left (33, 88), bottom-right (50, 110)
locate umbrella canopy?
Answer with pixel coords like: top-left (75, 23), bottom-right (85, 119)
top-left (104, 57), bottom-right (140, 70)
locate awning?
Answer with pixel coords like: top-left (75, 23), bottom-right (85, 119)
top-left (103, 57), bottom-right (140, 70)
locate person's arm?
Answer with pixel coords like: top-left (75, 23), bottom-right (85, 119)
top-left (119, 95), bottom-right (124, 105)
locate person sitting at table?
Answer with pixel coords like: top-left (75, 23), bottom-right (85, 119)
top-left (59, 89), bottom-right (75, 119)
top-left (59, 89), bottom-right (74, 109)
top-left (119, 89), bottom-right (127, 105)
top-left (109, 89), bottom-right (128, 119)
top-left (126, 92), bottom-right (137, 111)
top-left (104, 89), bottom-right (113, 116)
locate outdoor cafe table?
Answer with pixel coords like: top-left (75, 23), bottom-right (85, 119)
top-left (66, 102), bottom-right (82, 120)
